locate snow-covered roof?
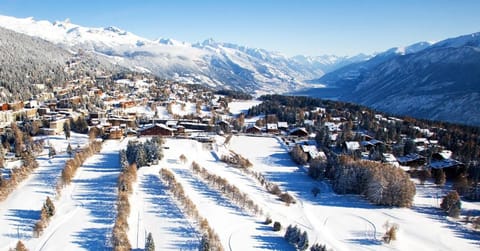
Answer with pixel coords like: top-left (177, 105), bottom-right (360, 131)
top-left (397, 153), bottom-right (424, 163)
top-left (139, 123), bottom-right (176, 132)
top-left (344, 141), bottom-right (360, 151)
top-left (430, 159), bottom-right (463, 169)
top-left (438, 150), bottom-right (453, 160)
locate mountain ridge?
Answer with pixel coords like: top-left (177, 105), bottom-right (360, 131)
top-left (0, 14), bottom-right (367, 94)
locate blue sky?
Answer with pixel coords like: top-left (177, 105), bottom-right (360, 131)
top-left (1, 0), bottom-right (479, 56)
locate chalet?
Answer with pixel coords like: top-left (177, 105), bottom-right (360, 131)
top-left (289, 128), bottom-right (308, 137)
top-left (266, 123), bottom-right (279, 134)
top-left (245, 125), bottom-right (262, 134)
top-left (397, 153), bottom-right (426, 167)
top-left (108, 127), bottom-right (123, 139)
top-left (301, 144), bottom-right (326, 161)
top-left (139, 123), bottom-right (176, 137)
top-left (49, 118), bottom-right (68, 135)
top-left (430, 150), bottom-right (465, 179)
top-left (382, 153), bottom-right (399, 167)
top-left (361, 139), bottom-right (384, 151)
top-left (342, 141), bottom-right (360, 154)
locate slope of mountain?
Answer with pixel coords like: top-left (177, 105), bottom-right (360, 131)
top-left (0, 26), bottom-right (119, 102)
top-left (0, 15), bottom-right (366, 94)
top-left (303, 33), bottom-right (480, 126)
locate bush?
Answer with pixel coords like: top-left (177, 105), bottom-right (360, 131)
top-left (441, 190), bottom-right (461, 218)
top-left (291, 145), bottom-right (308, 165)
top-left (273, 221), bottom-right (281, 231)
top-left (382, 221), bottom-right (399, 244)
top-left (280, 192), bottom-right (295, 206)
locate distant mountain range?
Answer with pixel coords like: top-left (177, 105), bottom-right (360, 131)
top-left (297, 33), bottom-right (480, 126)
top-left (0, 15), bottom-right (367, 94)
top-left (1, 14), bottom-right (479, 126)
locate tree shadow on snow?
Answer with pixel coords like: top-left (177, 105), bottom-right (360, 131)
top-left (141, 174), bottom-right (200, 249)
top-left (172, 168), bottom-right (247, 216)
top-left (3, 209), bottom-right (39, 239)
top-left (252, 225), bottom-right (294, 250)
top-left (71, 151), bottom-right (120, 249)
top-left (413, 205), bottom-right (480, 245)
top-left (345, 230), bottom-right (382, 246)
top-left (72, 227), bottom-right (110, 251)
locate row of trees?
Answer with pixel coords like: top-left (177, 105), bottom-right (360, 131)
top-left (112, 150), bottom-right (138, 251)
top-left (220, 152), bottom-right (295, 206)
top-left (125, 137), bottom-right (164, 167)
top-left (191, 162), bottom-right (264, 215)
top-left (56, 141), bottom-right (102, 194)
top-left (159, 168), bottom-right (223, 251)
top-left (0, 151), bottom-right (38, 201)
top-left (33, 196), bottom-right (56, 237)
top-left (220, 151), bottom-right (252, 169)
top-left (331, 156), bottom-right (416, 207)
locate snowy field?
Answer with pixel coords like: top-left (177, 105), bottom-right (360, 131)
top-left (0, 133), bottom-right (89, 250)
top-left (1, 134), bottom-right (479, 250)
top-left (228, 100), bottom-right (262, 116)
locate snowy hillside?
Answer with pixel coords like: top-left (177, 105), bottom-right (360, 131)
top-left (0, 14), bottom-right (366, 94)
top-left (301, 32), bottom-right (480, 126)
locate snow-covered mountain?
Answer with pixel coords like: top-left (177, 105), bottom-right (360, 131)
top-left (0, 15), bottom-right (366, 94)
top-left (305, 33), bottom-right (480, 126)
top-left (0, 26), bottom-right (120, 102)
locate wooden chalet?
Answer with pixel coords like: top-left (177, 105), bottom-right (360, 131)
top-left (138, 123), bottom-right (176, 137)
top-left (245, 125), bottom-right (262, 134)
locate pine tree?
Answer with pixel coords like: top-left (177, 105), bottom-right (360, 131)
top-left (145, 232), bottom-right (155, 251)
top-left (199, 233), bottom-right (210, 251)
top-left (310, 243), bottom-right (327, 251)
top-left (44, 196), bottom-right (55, 217)
top-left (298, 231), bottom-right (309, 250)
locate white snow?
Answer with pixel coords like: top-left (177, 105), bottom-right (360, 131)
top-left (0, 133), bottom-right (89, 250)
top-left (228, 99), bottom-right (262, 116)
top-left (1, 132), bottom-right (479, 250)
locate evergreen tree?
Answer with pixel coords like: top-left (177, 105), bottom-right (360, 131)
top-left (298, 231), bottom-right (309, 250)
top-left (310, 243), bottom-right (327, 251)
top-left (199, 233), bottom-right (210, 251)
top-left (44, 196), bottom-right (55, 217)
top-left (145, 232), bottom-right (155, 251)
